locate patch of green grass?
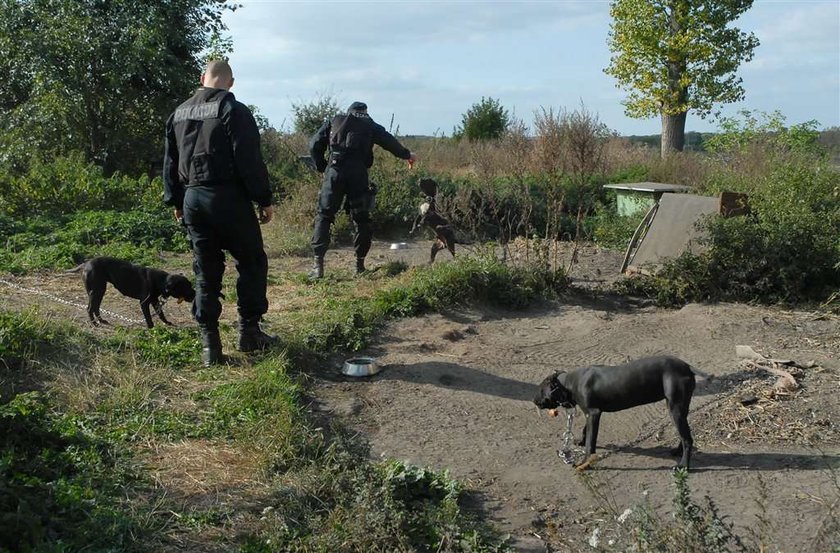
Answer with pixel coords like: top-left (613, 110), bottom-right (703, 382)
top-left (264, 225), bottom-right (313, 258)
top-left (0, 391), bottom-right (147, 552)
top-left (194, 355), bottom-right (313, 459)
top-left (294, 255), bottom-right (567, 352)
top-left (0, 309), bottom-right (53, 370)
top-left (0, 208), bottom-right (189, 274)
top-left (244, 434), bottom-right (510, 553)
top-left (107, 325), bottom-right (201, 369)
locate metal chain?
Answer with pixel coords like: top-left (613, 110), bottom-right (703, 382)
top-left (558, 408), bottom-right (578, 464)
top-left (0, 277), bottom-right (146, 325)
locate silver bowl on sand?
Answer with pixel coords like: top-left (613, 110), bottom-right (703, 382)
top-left (389, 242), bottom-right (408, 250)
top-left (342, 357), bottom-right (381, 377)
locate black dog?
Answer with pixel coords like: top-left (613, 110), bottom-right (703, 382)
top-left (67, 257), bottom-right (195, 328)
top-left (410, 178), bottom-right (457, 263)
top-left (534, 356), bottom-right (703, 470)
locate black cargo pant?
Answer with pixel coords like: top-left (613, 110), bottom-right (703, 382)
top-left (311, 160), bottom-right (373, 259)
top-left (183, 185), bottom-right (268, 331)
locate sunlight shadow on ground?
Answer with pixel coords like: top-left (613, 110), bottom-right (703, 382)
top-left (376, 361), bottom-right (539, 403)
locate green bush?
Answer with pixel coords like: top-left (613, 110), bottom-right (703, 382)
top-left (0, 153), bottom-right (161, 217)
top-left (618, 113), bottom-right (840, 305)
top-left (592, 210), bottom-right (643, 250)
top-left (0, 208), bottom-right (189, 273)
top-left (627, 469), bottom-right (748, 552)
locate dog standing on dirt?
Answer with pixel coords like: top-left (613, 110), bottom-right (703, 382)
top-left (410, 178), bottom-right (457, 264)
top-left (534, 356), bottom-right (705, 470)
top-left (67, 257), bottom-right (196, 328)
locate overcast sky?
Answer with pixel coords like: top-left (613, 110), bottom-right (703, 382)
top-left (221, 0), bottom-right (840, 136)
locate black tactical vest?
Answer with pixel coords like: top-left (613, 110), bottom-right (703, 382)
top-left (329, 112), bottom-right (374, 167)
top-left (172, 88), bottom-right (236, 186)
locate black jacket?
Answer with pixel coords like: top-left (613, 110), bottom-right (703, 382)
top-left (163, 87), bottom-right (272, 208)
top-left (309, 111), bottom-right (411, 173)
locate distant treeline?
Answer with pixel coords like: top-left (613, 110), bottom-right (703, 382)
top-left (626, 128), bottom-right (840, 153)
top-left (405, 128), bottom-right (840, 156)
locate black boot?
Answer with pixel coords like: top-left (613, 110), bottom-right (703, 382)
top-left (308, 256), bottom-right (324, 280)
top-left (355, 256), bottom-right (366, 276)
top-left (238, 318), bottom-right (279, 352)
top-left (200, 328), bottom-right (224, 367)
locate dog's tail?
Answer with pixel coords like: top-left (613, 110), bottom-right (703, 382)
top-left (689, 366), bottom-right (714, 380)
top-left (63, 263), bottom-right (85, 274)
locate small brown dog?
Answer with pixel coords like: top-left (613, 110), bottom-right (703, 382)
top-left (410, 178), bottom-right (457, 263)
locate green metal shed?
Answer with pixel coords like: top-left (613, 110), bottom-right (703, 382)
top-left (604, 182), bottom-right (693, 216)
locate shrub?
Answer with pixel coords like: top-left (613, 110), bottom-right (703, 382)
top-left (244, 435), bottom-right (509, 553)
top-left (592, 211), bottom-right (643, 250)
top-left (0, 153), bottom-right (160, 217)
top-left (0, 208), bottom-right (189, 273)
top-left (453, 97), bottom-right (510, 141)
top-left (628, 469), bottom-right (748, 552)
top-left (617, 113), bottom-right (840, 305)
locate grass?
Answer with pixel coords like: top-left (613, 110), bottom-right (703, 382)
top-left (0, 252), bottom-right (566, 551)
top-left (0, 208), bottom-right (189, 274)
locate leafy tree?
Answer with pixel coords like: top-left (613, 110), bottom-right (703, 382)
top-left (0, 0), bottom-right (235, 175)
top-left (291, 93), bottom-right (342, 136)
top-left (453, 97), bottom-right (510, 141)
top-left (706, 110), bottom-right (822, 158)
top-left (605, 0), bottom-right (759, 157)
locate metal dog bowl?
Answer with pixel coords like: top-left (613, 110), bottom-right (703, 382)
top-left (342, 357), bottom-right (380, 377)
top-left (389, 242), bottom-right (408, 250)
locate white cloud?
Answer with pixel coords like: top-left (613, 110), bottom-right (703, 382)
top-left (221, 0), bottom-right (840, 135)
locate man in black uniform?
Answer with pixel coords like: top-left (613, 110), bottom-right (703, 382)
top-left (163, 60), bottom-right (277, 366)
top-left (308, 101), bottom-right (416, 278)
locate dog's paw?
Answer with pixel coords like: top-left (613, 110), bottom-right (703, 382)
top-left (574, 454), bottom-right (599, 471)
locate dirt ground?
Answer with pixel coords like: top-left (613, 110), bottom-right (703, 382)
top-left (2, 240), bottom-right (838, 552)
top-left (311, 241), bottom-right (840, 552)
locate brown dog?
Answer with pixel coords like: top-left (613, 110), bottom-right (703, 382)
top-left (410, 178), bottom-right (457, 263)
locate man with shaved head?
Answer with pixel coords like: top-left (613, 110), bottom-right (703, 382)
top-left (163, 59), bottom-right (277, 366)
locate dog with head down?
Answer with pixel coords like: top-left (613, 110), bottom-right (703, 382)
top-left (67, 256), bottom-right (195, 328)
top-left (409, 178), bottom-right (457, 264)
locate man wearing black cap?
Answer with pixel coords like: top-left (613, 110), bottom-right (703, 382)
top-left (308, 101), bottom-right (416, 278)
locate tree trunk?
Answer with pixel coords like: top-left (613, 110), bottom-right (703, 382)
top-left (660, 111), bottom-right (687, 158)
